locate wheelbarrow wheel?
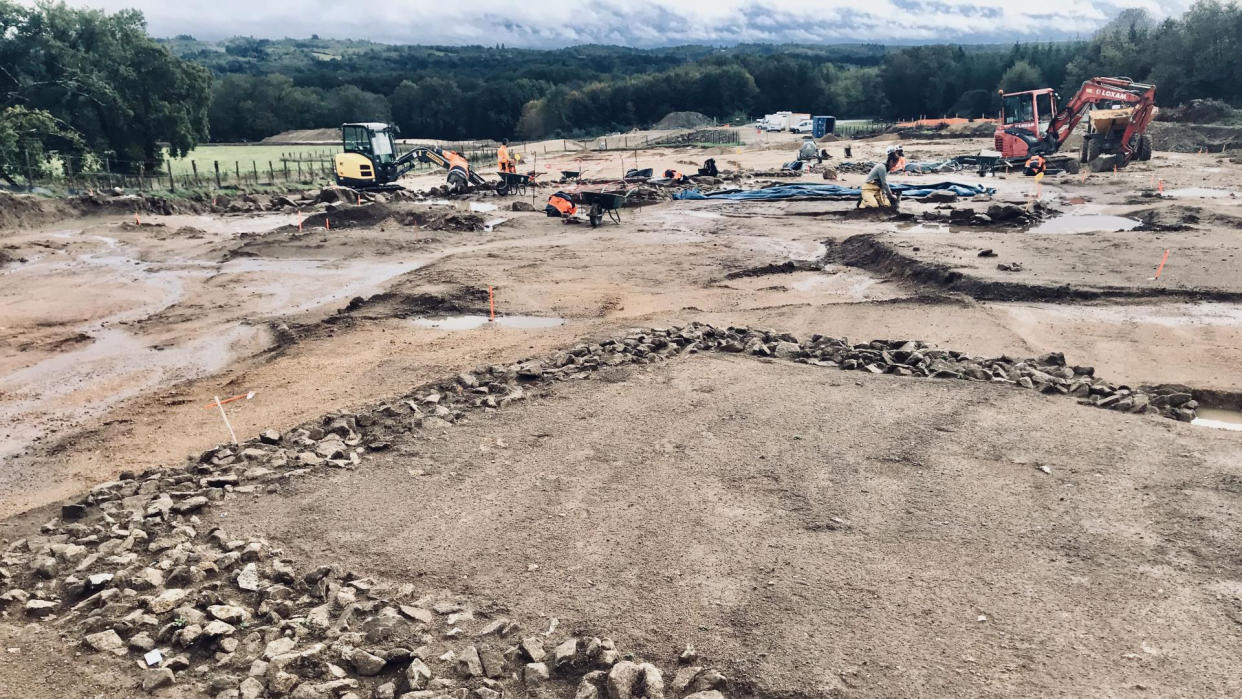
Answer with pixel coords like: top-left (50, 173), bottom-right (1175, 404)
top-left (589, 203), bottom-right (603, 228)
top-left (515, 181), bottom-right (527, 197)
top-left (496, 180), bottom-right (510, 196)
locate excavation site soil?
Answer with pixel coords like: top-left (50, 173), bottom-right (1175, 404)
top-left (2, 132), bottom-right (1241, 698)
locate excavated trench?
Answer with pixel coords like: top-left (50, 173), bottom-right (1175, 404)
top-left (826, 234), bottom-right (1242, 303)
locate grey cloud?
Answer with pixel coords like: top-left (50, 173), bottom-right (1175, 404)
top-left (51, 0), bottom-right (1192, 46)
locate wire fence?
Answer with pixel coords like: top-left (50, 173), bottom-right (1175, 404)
top-left (10, 142), bottom-right (502, 194)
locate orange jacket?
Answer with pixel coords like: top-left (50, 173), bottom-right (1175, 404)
top-left (1025, 155), bottom-right (1046, 171)
top-left (497, 144), bottom-right (513, 172)
top-left (890, 156), bottom-right (906, 173)
top-left (547, 193), bottom-right (576, 216)
top-left (446, 150), bottom-right (468, 172)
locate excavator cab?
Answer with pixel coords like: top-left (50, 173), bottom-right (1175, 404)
top-left (335, 123), bottom-right (401, 188)
top-left (995, 89), bottom-right (1058, 158)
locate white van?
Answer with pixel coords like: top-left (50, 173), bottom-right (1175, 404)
top-left (790, 118), bottom-right (815, 134)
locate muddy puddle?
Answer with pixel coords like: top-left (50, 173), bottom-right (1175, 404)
top-left (411, 315), bottom-right (565, 330)
top-left (1192, 408), bottom-right (1242, 431)
top-left (1030, 214), bottom-right (1141, 234)
top-left (0, 217), bottom-right (434, 459)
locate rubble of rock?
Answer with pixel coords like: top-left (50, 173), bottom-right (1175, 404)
top-left (922, 201), bottom-right (1052, 227)
top-left (0, 322), bottom-right (1209, 697)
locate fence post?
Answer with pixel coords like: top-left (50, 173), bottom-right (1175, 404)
top-left (24, 150), bottom-right (34, 191)
top-left (168, 166), bottom-right (175, 192)
top-left (138, 163), bottom-right (145, 191)
top-left (191, 161), bottom-right (199, 187)
top-left (297, 160), bottom-right (303, 181)
top-left (65, 157), bottom-right (74, 191)
top-left (283, 160), bottom-right (289, 180)
top-left (252, 161), bottom-right (258, 183)
top-left (268, 161), bottom-right (275, 183)
top-left (235, 161), bottom-right (241, 186)
top-left (214, 160), bottom-right (221, 189)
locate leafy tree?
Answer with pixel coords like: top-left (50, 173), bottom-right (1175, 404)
top-left (0, 1), bottom-right (211, 171)
top-left (0, 105), bottom-right (82, 184)
top-left (998, 60), bottom-right (1045, 93)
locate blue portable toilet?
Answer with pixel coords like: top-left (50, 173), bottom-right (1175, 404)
top-left (812, 116), bottom-right (836, 139)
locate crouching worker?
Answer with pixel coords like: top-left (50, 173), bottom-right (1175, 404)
top-left (1023, 154), bottom-right (1047, 177)
top-left (697, 158), bottom-right (718, 177)
top-left (445, 150), bottom-right (471, 193)
top-left (545, 191), bottom-right (577, 222)
top-left (663, 168), bottom-right (685, 183)
top-left (859, 150), bottom-right (900, 210)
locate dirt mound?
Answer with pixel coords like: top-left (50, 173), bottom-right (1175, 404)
top-left (1147, 122), bottom-right (1242, 152)
top-left (1155, 99), bottom-right (1238, 124)
top-left (653, 111), bottom-right (711, 130)
top-left (259, 128), bottom-right (340, 144)
top-left (395, 207), bottom-right (489, 231)
top-left (0, 191), bottom-right (57, 230)
top-left (301, 203), bottom-right (392, 230)
top-left (896, 121), bottom-right (995, 139)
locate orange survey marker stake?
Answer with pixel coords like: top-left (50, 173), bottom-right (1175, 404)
top-left (1152, 249), bottom-right (1170, 280)
top-left (297, 211), bottom-right (303, 232)
top-left (488, 286), bottom-right (495, 321)
top-left (135, 212), bottom-right (141, 225)
top-left (1158, 179), bottom-right (1165, 194)
top-left (325, 218), bottom-right (331, 231)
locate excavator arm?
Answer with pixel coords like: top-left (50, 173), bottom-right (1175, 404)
top-left (394, 147), bottom-right (487, 187)
top-left (1034, 77), bottom-right (1156, 162)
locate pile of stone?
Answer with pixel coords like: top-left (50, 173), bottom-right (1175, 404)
top-left (0, 323), bottom-right (1206, 696)
top-left (922, 201), bottom-right (1051, 227)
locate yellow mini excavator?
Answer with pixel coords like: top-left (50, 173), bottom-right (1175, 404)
top-left (333, 122), bottom-right (487, 192)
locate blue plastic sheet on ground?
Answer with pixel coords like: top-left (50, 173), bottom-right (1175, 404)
top-left (673, 181), bottom-right (995, 201)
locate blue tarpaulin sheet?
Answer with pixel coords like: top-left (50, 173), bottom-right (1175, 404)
top-left (673, 181), bottom-right (994, 201)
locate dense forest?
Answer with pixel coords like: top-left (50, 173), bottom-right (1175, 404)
top-left (180, 1), bottom-right (1242, 142)
top-left (3, 0), bottom-right (1242, 176)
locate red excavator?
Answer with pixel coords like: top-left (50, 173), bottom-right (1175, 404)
top-left (994, 76), bottom-right (1156, 172)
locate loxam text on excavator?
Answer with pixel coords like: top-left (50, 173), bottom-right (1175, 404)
top-left (332, 122), bottom-right (487, 192)
top-left (993, 77), bottom-right (1156, 173)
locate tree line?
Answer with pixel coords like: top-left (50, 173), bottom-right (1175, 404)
top-left (2, 0), bottom-right (1241, 179)
top-left (196, 1), bottom-right (1242, 141)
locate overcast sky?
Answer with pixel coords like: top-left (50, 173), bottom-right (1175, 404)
top-left (37, 0), bottom-right (1191, 47)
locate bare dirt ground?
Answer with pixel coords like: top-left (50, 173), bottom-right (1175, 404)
top-left (2, 134), bottom-right (1242, 697)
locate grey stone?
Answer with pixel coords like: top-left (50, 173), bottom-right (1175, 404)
top-left (142, 668), bottom-right (175, 692)
top-left (520, 636), bottom-right (546, 662)
top-left (348, 648), bottom-right (387, 676)
top-left (84, 629), bottom-right (125, 653)
top-left (524, 662), bottom-right (550, 683)
top-left (456, 645), bottom-right (483, 677)
top-left (236, 563), bottom-right (261, 591)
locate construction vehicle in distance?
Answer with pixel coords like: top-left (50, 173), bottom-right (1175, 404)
top-left (333, 122), bottom-right (487, 192)
top-left (994, 77), bottom-right (1156, 172)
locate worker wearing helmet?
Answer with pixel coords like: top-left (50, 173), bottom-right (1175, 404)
top-left (1023, 154), bottom-right (1047, 177)
top-left (860, 150), bottom-right (901, 210)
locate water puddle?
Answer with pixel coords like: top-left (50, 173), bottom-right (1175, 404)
top-left (1030, 215), bottom-right (1140, 234)
top-left (411, 315), bottom-right (565, 330)
top-left (1192, 408), bottom-right (1242, 432)
top-left (1162, 188), bottom-right (1237, 199)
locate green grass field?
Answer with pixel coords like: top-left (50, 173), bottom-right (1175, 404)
top-left (165, 144), bottom-right (337, 177)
